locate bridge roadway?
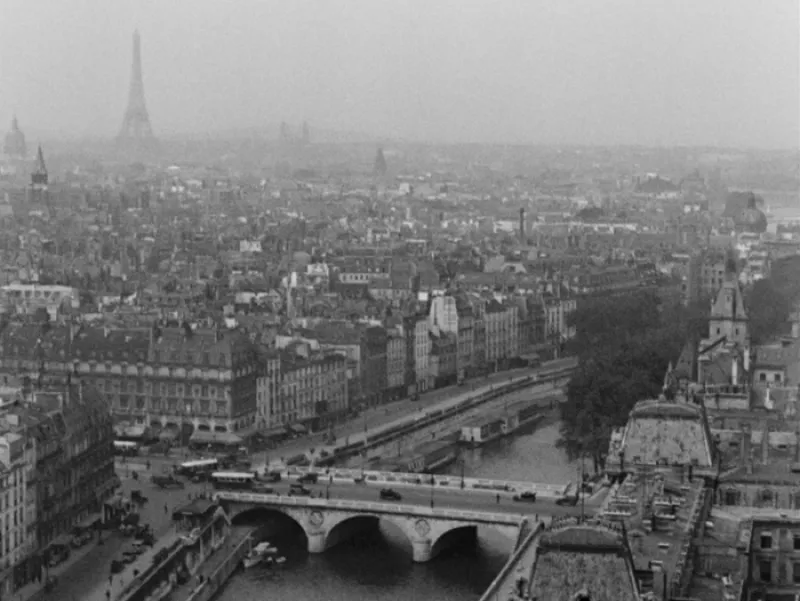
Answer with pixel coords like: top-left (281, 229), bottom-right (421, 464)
top-left (284, 465), bottom-right (571, 498)
top-left (214, 477), bottom-right (594, 562)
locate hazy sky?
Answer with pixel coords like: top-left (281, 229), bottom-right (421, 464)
top-left (1, 0), bottom-right (798, 148)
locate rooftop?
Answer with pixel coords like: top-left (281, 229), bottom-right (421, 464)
top-left (608, 397), bottom-right (715, 471)
top-left (528, 517), bottom-right (639, 601)
top-left (602, 471), bottom-right (707, 598)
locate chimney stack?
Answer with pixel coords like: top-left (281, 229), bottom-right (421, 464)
top-left (741, 424), bottom-right (752, 474)
top-left (794, 427), bottom-right (800, 463)
top-left (761, 420), bottom-right (770, 466)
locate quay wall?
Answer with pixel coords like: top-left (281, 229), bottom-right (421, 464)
top-left (183, 534), bottom-right (252, 601)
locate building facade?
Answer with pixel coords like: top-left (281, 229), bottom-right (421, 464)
top-left (385, 325), bottom-right (406, 401)
top-left (278, 345), bottom-right (348, 432)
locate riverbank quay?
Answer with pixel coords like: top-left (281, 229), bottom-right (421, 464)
top-left (325, 363), bottom-right (572, 465)
top-left (125, 359), bottom-right (575, 472)
top-left (170, 528), bottom-right (252, 601)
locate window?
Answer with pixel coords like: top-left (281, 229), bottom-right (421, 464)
top-left (759, 560), bottom-right (772, 582)
top-left (775, 373), bottom-right (782, 383)
top-left (760, 373), bottom-right (767, 382)
top-left (794, 535), bottom-right (800, 551)
top-left (794, 562), bottom-right (800, 584)
top-left (760, 532), bottom-right (773, 549)
top-left (724, 490), bottom-right (739, 506)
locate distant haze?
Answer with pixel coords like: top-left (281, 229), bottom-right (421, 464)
top-left (1, 0), bottom-right (798, 149)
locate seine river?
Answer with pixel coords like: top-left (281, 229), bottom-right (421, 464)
top-left (216, 419), bottom-right (579, 601)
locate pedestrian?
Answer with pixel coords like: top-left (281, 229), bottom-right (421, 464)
top-left (106, 590), bottom-right (111, 600)
top-left (496, 494), bottom-right (500, 504)
top-left (164, 503), bottom-right (168, 515)
top-left (109, 575), bottom-right (113, 585)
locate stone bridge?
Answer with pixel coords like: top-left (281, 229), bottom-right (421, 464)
top-left (214, 491), bottom-right (526, 563)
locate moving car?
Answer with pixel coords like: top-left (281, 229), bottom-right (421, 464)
top-left (556, 494), bottom-right (579, 507)
top-left (379, 488), bottom-right (402, 501)
top-left (297, 473), bottom-right (319, 484)
top-left (151, 475), bottom-right (185, 489)
top-left (261, 471), bottom-right (282, 483)
top-left (512, 491), bottom-right (537, 503)
top-left (289, 483), bottom-right (312, 496)
top-left (252, 483), bottom-right (274, 494)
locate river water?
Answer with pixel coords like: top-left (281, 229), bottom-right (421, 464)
top-left (216, 419), bottom-right (579, 601)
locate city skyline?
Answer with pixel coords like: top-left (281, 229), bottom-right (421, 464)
top-left (0, 0), bottom-right (798, 149)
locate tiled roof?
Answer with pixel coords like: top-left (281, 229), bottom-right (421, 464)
top-left (618, 399), bottom-right (714, 467)
top-left (72, 326), bottom-right (151, 363)
top-left (529, 519), bottom-right (638, 601)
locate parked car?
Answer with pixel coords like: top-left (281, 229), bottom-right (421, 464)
top-left (379, 488), bottom-right (402, 501)
top-left (512, 491), bottom-right (537, 503)
top-left (289, 483), bottom-right (311, 496)
top-left (261, 471), bottom-right (282, 483)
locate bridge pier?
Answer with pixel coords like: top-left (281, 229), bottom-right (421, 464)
top-left (411, 539), bottom-right (432, 563)
top-left (307, 531), bottom-right (327, 554)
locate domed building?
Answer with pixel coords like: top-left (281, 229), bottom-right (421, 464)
top-left (734, 193), bottom-right (767, 235)
top-left (3, 115), bottom-right (27, 159)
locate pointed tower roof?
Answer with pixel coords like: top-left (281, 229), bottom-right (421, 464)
top-left (710, 276), bottom-right (747, 322)
top-left (34, 145), bottom-right (47, 175)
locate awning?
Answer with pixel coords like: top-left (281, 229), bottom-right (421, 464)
top-left (159, 430), bottom-right (178, 441)
top-left (289, 424), bottom-right (307, 434)
top-left (114, 424), bottom-right (147, 439)
top-left (49, 535), bottom-right (73, 548)
top-left (262, 426), bottom-right (287, 438)
top-left (76, 513), bottom-right (102, 530)
top-left (189, 430), bottom-right (243, 445)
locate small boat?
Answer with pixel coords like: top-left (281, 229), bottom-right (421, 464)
top-left (243, 542), bottom-right (278, 569)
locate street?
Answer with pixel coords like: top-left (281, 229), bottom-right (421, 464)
top-left (26, 468), bottom-right (208, 601)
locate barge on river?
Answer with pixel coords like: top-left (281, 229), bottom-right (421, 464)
top-left (458, 399), bottom-right (544, 447)
top-left (370, 439), bottom-right (458, 474)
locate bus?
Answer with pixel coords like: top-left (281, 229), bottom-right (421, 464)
top-left (176, 459), bottom-right (219, 479)
top-left (210, 471), bottom-right (257, 491)
top-left (114, 441), bottom-right (140, 457)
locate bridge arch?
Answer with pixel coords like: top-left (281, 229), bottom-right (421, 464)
top-left (431, 524), bottom-right (479, 559)
top-left (322, 514), bottom-right (383, 552)
top-left (429, 522), bottom-right (519, 562)
top-left (228, 506), bottom-right (308, 545)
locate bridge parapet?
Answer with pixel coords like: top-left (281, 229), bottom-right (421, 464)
top-left (216, 491), bottom-right (524, 563)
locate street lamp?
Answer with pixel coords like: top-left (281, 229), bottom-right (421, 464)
top-left (430, 475), bottom-right (435, 509)
top-left (460, 457), bottom-right (466, 490)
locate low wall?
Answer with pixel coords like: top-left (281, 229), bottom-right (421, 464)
top-left (183, 534), bottom-right (252, 601)
top-left (479, 521), bottom-right (544, 601)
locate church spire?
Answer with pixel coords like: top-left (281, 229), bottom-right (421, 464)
top-left (31, 145), bottom-right (48, 187)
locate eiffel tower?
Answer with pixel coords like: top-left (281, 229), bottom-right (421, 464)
top-left (117, 30), bottom-right (157, 152)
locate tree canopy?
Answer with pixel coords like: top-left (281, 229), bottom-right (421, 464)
top-left (747, 256), bottom-right (800, 344)
top-left (558, 291), bottom-right (706, 470)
